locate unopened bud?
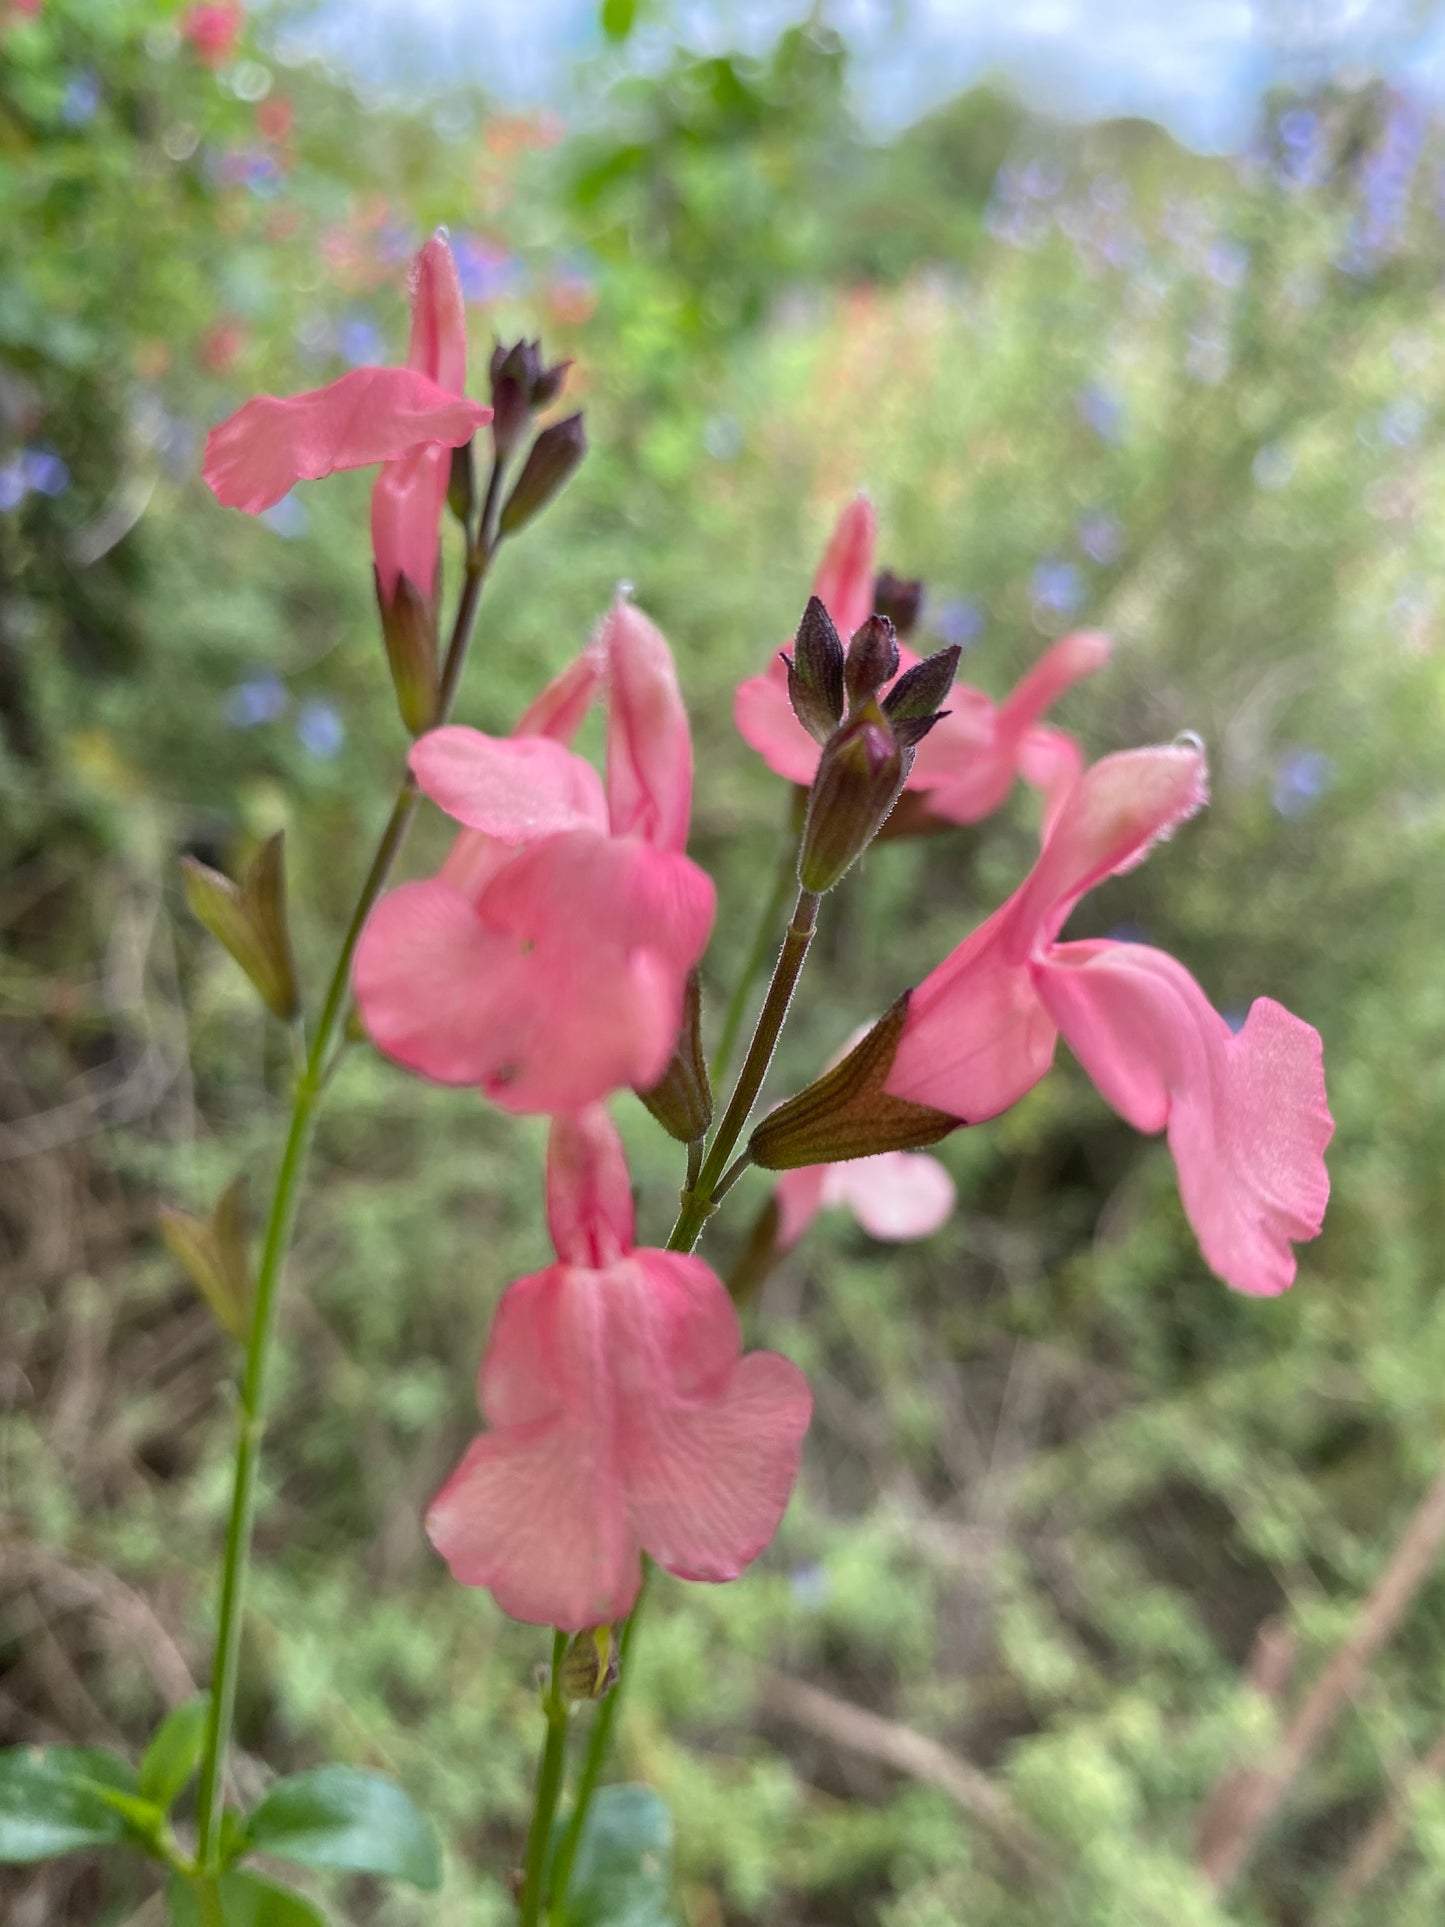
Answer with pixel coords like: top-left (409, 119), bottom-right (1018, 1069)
top-left (883, 644), bottom-right (961, 747)
top-left (725, 1195), bottom-right (783, 1308)
top-left (499, 412), bottom-right (587, 536)
top-left (532, 357), bottom-right (572, 409)
top-left (489, 337), bottom-right (542, 456)
top-left (448, 441), bottom-right (476, 526)
top-left (785, 596), bottom-right (846, 744)
top-left (797, 700), bottom-right (907, 893)
top-left (558, 1625), bottom-right (619, 1702)
top-left (843, 614), bottom-right (900, 710)
top-left (874, 569), bottom-right (924, 638)
top-left (158, 1175), bottom-right (251, 1340)
top-left (637, 970), bottom-right (712, 1144)
top-left (375, 566), bottom-right (439, 736)
top-left (749, 994), bottom-right (958, 1169)
top-left (182, 831), bottom-right (301, 1022)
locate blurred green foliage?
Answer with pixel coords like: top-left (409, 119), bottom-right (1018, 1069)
top-left (4, 2), bottom-right (1445, 1924)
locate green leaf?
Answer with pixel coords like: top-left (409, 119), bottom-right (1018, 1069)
top-left (0, 1745), bottom-right (138, 1863)
top-left (552, 1785), bottom-right (677, 1927)
top-left (140, 1696), bottom-right (211, 1811)
top-left (600, 0), bottom-right (638, 41)
top-left (242, 1766), bottom-right (441, 1890)
top-left (167, 1869), bottom-right (328, 1927)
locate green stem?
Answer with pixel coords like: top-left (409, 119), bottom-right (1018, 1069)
top-left (548, 1572), bottom-right (651, 1921)
top-left (520, 1632), bottom-right (570, 1927)
top-left (193, 1874), bottom-right (226, 1927)
top-left (710, 815), bottom-right (799, 1090)
top-left (671, 886), bottom-right (820, 1255)
top-left (193, 474), bottom-right (502, 1869)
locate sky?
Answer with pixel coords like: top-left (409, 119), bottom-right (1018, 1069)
top-left (281, 0), bottom-right (1445, 153)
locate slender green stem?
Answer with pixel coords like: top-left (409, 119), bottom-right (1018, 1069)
top-left (710, 820), bottom-right (799, 1090)
top-left (520, 1632), bottom-right (570, 1927)
top-left (193, 1875), bottom-right (226, 1927)
top-left (548, 1572), bottom-right (651, 1921)
top-left (193, 464), bottom-right (503, 1868)
top-left (670, 887), bottom-right (820, 1255)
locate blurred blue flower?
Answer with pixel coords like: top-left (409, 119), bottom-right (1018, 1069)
top-left (1106, 920), bottom-right (1149, 945)
top-left (376, 220), bottom-right (419, 268)
top-left (1272, 747), bottom-right (1336, 820)
top-left (1252, 443), bottom-right (1293, 491)
top-left (1380, 395), bottom-right (1426, 448)
top-left (0, 463), bottom-right (27, 512)
top-left (339, 314), bottom-right (384, 367)
top-left (1222, 1008), bottom-right (1248, 1036)
top-left (1206, 238), bottom-right (1250, 289)
top-left (1280, 108), bottom-right (1318, 151)
top-left (789, 1563), bottom-right (830, 1610)
top-left (260, 491), bottom-right (309, 538)
top-left (22, 448), bottom-right (70, 496)
top-left (1076, 382), bottom-right (1123, 442)
top-left (451, 234), bottom-right (521, 305)
top-left (222, 674), bottom-right (288, 728)
top-left (1018, 158), bottom-right (1065, 202)
top-left (60, 70), bottom-right (101, 126)
top-left (1031, 559), bottom-right (1083, 615)
top-left (297, 699), bottom-right (345, 759)
top-left (934, 597), bottom-right (983, 650)
top-left (1078, 511), bottom-right (1122, 565)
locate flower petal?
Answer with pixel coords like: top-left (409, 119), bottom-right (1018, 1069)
top-left (733, 670), bottom-right (822, 786)
top-left (409, 727), bottom-right (608, 842)
top-left (547, 1108), bottom-right (635, 1268)
top-left (775, 1166), bottom-right (829, 1249)
top-left (1034, 940), bottom-right (1333, 1295)
top-left (203, 366), bottom-right (490, 514)
top-left (812, 493), bottom-right (878, 641)
top-left (616, 1253), bottom-right (811, 1583)
top-left (370, 442), bottom-right (450, 605)
top-left (407, 232), bottom-right (467, 393)
top-left (826, 1151), bottom-right (956, 1241)
top-left (515, 649), bottom-right (605, 746)
top-left (601, 598), bottom-right (695, 851)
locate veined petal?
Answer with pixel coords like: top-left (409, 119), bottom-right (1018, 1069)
top-left (1034, 941), bottom-right (1333, 1295)
top-left (515, 649), bottom-right (605, 746)
top-left (409, 728), bottom-right (608, 842)
top-left (775, 1165), bottom-right (830, 1248)
top-left (407, 232), bottom-right (467, 393)
top-left (615, 1253), bottom-right (811, 1583)
top-left (733, 670), bottom-right (822, 786)
top-left (601, 597), bottom-right (694, 851)
top-left (825, 1151), bottom-right (956, 1241)
top-left (203, 366), bottom-right (490, 514)
top-left (812, 493), bottom-right (878, 641)
top-left (547, 1108), bottom-right (635, 1268)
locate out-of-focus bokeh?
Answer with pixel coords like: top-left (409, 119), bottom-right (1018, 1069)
top-left (4, 0), bottom-right (1445, 1921)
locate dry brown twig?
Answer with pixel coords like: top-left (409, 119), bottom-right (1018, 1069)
top-left (1195, 1461), bottom-right (1445, 1895)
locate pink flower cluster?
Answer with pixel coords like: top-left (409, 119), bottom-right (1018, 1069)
top-left (200, 232), bottom-right (1333, 1632)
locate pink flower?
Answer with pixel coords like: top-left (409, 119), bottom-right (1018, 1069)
top-left (883, 743), bottom-right (1333, 1296)
top-left (368, 233), bottom-right (469, 608)
top-left (733, 493), bottom-right (1109, 826)
top-left (353, 598), bottom-right (715, 1114)
top-left (427, 1108), bottom-right (813, 1629)
top-left (776, 1151), bottom-right (956, 1248)
top-left (181, 1), bottom-right (243, 66)
top-left (203, 234), bottom-right (487, 606)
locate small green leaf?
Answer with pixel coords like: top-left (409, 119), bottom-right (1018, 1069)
top-left (0, 1745), bottom-right (137, 1863)
top-left (167, 1869), bottom-right (328, 1927)
top-left (242, 1766), bottom-right (441, 1890)
top-left (140, 1696), bottom-right (210, 1811)
top-left (552, 1785), bottom-right (677, 1926)
top-left (600, 0), bottom-right (638, 41)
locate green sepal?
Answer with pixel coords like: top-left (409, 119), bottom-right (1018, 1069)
top-left (182, 832), bottom-right (301, 1022)
top-left (158, 1177), bottom-right (250, 1340)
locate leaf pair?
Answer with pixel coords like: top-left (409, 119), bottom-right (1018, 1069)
top-left (182, 831), bottom-right (301, 1023)
top-left (159, 1178), bottom-right (251, 1340)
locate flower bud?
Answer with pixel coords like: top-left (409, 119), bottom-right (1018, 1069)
top-left (637, 969), bottom-right (712, 1144)
top-left (797, 700), bottom-right (907, 894)
top-left (725, 1195), bottom-right (783, 1308)
top-left (558, 1625), bottom-right (619, 1702)
top-left (447, 441), bottom-right (476, 526)
top-left (784, 595), bottom-right (846, 744)
top-left (489, 337), bottom-right (542, 457)
top-left (883, 643), bottom-right (961, 747)
top-left (843, 614), bottom-right (899, 710)
top-left (498, 412), bottom-right (587, 536)
top-left (873, 568), bottom-right (924, 638)
top-left (749, 994), bottom-right (958, 1169)
top-left (374, 566), bottom-right (439, 736)
top-left (182, 831), bottom-right (301, 1022)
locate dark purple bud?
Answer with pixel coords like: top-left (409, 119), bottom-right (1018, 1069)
top-left (874, 568), bottom-right (925, 637)
top-left (797, 699), bottom-right (908, 893)
top-left (786, 595), bottom-right (846, 743)
top-left (498, 413), bottom-right (587, 535)
top-left (884, 645), bottom-right (961, 723)
top-left (843, 614), bottom-right (900, 710)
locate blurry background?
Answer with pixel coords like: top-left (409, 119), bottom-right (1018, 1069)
top-left (3, 0), bottom-right (1445, 1921)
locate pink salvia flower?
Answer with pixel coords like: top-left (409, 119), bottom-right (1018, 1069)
top-left (884, 743), bottom-right (1333, 1295)
top-left (369, 232), bottom-right (470, 608)
top-left (181, 0), bottom-right (242, 65)
top-left (203, 235), bottom-right (489, 573)
top-left (427, 1109), bottom-right (813, 1629)
top-left (353, 608), bottom-right (715, 1114)
top-left (601, 597), bottom-right (694, 852)
top-left (776, 1151), bottom-right (956, 1249)
top-left (733, 494), bottom-right (1110, 824)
